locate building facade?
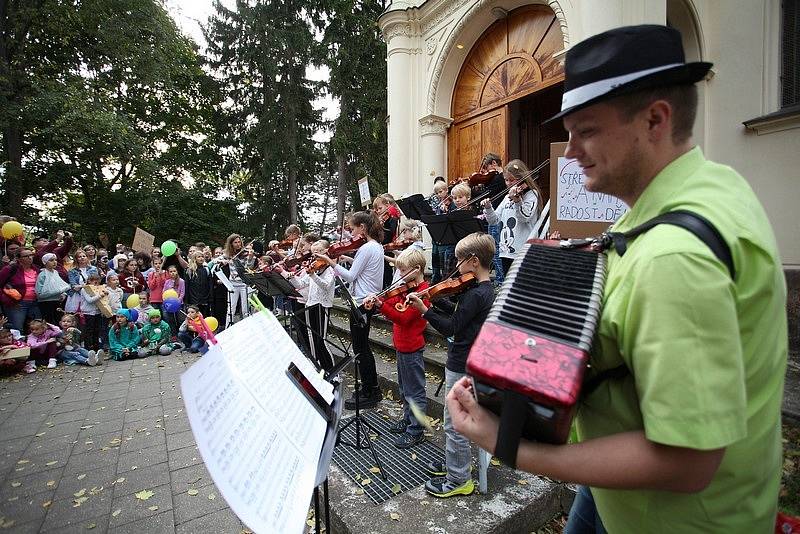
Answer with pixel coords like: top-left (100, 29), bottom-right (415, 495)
top-left (377, 0), bottom-right (800, 270)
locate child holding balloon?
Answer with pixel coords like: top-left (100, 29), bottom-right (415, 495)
top-left (178, 305), bottom-right (211, 354)
top-left (162, 266), bottom-right (184, 340)
top-left (137, 309), bottom-right (178, 357)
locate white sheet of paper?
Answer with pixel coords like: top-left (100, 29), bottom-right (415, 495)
top-left (214, 268), bottom-right (235, 292)
top-left (181, 313), bottom-right (330, 534)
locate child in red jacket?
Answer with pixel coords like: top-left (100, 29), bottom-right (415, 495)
top-left (364, 248), bottom-right (429, 449)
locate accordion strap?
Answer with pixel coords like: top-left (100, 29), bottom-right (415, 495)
top-left (583, 210), bottom-right (735, 398)
top-left (495, 390), bottom-right (528, 468)
top-left (601, 210), bottom-right (735, 278)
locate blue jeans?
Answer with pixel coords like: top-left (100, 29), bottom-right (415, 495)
top-left (178, 332), bottom-right (207, 354)
top-left (59, 348), bottom-right (90, 365)
top-left (5, 300), bottom-right (41, 333)
top-left (443, 368), bottom-right (471, 485)
top-left (487, 223), bottom-right (504, 285)
top-left (565, 486), bottom-right (607, 534)
top-left (396, 349), bottom-right (426, 436)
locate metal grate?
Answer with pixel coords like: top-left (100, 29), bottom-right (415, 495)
top-left (782, 0), bottom-right (799, 108)
top-left (332, 411), bottom-right (444, 504)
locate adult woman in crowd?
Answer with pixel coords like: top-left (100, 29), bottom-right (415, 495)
top-left (65, 250), bottom-right (99, 313)
top-left (0, 248), bottom-right (42, 333)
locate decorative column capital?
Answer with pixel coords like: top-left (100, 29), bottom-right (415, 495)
top-left (418, 114), bottom-right (452, 136)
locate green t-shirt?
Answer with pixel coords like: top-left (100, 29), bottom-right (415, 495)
top-left (577, 147), bottom-right (787, 533)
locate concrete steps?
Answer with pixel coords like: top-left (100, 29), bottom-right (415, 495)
top-left (323, 300), bottom-right (571, 534)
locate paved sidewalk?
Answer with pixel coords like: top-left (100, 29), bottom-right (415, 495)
top-left (0, 352), bottom-right (246, 533)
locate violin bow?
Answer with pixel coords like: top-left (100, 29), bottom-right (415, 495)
top-left (373, 267), bottom-right (420, 300)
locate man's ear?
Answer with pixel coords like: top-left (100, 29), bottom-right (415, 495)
top-left (645, 99), bottom-right (673, 143)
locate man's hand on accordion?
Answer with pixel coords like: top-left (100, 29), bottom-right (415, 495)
top-left (447, 377), bottom-right (499, 454)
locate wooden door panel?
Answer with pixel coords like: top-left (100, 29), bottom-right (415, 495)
top-left (448, 107), bottom-right (507, 182)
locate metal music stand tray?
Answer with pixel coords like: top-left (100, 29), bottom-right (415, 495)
top-left (398, 193), bottom-right (436, 220)
top-left (421, 210), bottom-right (485, 245)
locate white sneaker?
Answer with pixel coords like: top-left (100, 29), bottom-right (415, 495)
top-left (96, 349), bottom-right (106, 363)
top-left (24, 361), bottom-right (36, 374)
top-left (47, 358), bottom-right (57, 369)
top-left (87, 350), bottom-right (98, 367)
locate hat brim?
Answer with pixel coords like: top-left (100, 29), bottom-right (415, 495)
top-left (545, 61), bottom-right (712, 123)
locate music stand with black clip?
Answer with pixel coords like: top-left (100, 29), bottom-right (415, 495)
top-left (331, 276), bottom-right (388, 483)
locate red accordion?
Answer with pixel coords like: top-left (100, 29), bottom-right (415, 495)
top-left (466, 239), bottom-right (606, 464)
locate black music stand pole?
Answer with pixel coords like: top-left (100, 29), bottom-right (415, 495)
top-left (332, 276), bottom-right (387, 481)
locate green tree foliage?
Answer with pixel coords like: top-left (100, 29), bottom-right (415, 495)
top-left (0, 0), bottom-right (227, 245)
top-left (323, 0), bottom-right (388, 223)
top-left (205, 0), bottom-right (325, 240)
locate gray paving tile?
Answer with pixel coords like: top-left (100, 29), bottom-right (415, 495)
top-left (169, 463), bottom-right (213, 495)
top-left (173, 486), bottom-right (227, 525)
top-left (5, 447), bottom-right (72, 479)
top-left (0, 466), bottom-right (64, 500)
top-left (167, 444), bottom-right (202, 472)
top-left (0, 488), bottom-right (55, 527)
top-left (166, 430), bottom-right (196, 452)
top-left (0, 435), bottom-right (31, 455)
top-left (42, 407), bottom-right (89, 426)
top-left (24, 432), bottom-right (78, 457)
top-left (112, 509), bottom-right (175, 534)
top-left (53, 464), bottom-right (117, 501)
top-left (117, 444), bottom-right (169, 474)
top-left (109, 482), bottom-right (173, 529)
top-left (163, 417), bottom-right (191, 436)
top-left (41, 513), bottom-right (109, 534)
top-left (0, 518), bottom-right (44, 534)
top-left (40, 490), bottom-right (113, 531)
top-left (122, 405), bottom-right (163, 424)
top-left (175, 507), bottom-right (243, 533)
top-left (118, 428), bottom-right (166, 453)
top-left (112, 461), bottom-right (170, 498)
top-left (63, 448), bottom-right (120, 475)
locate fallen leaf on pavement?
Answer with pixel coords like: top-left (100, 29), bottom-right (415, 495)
top-left (390, 512), bottom-right (400, 521)
top-left (187, 489), bottom-right (199, 496)
top-left (135, 490), bottom-right (154, 501)
top-left (77, 474), bottom-right (86, 480)
top-left (112, 509), bottom-right (122, 517)
top-left (148, 505), bottom-right (159, 511)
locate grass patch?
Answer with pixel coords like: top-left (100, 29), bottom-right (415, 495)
top-left (781, 420), bottom-right (800, 517)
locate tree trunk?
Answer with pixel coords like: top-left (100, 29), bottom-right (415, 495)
top-left (336, 152), bottom-right (348, 228)
top-left (1, 125), bottom-right (24, 218)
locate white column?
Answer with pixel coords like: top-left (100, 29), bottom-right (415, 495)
top-left (417, 114), bottom-right (452, 196)
top-left (384, 21), bottom-right (417, 197)
top-left (574, 0), bottom-right (665, 40)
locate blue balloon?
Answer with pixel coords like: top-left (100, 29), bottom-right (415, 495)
top-left (128, 309), bottom-right (139, 323)
top-left (163, 298), bottom-right (181, 313)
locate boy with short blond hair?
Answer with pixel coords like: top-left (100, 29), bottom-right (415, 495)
top-left (365, 248), bottom-right (430, 449)
top-left (406, 232), bottom-right (495, 497)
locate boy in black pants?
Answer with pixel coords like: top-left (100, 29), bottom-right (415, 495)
top-left (406, 232), bottom-right (496, 498)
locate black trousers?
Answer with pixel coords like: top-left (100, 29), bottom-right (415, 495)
top-left (39, 301), bottom-right (62, 325)
top-left (350, 307), bottom-right (377, 390)
top-left (305, 305), bottom-right (333, 372)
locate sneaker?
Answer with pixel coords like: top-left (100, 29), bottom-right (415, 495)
top-left (23, 361), bottom-right (36, 374)
top-left (425, 477), bottom-right (474, 498)
top-left (47, 358), bottom-right (57, 369)
top-left (394, 432), bottom-right (424, 449)
top-left (388, 419), bottom-right (408, 434)
top-left (344, 388), bottom-right (382, 410)
top-left (87, 350), bottom-right (98, 367)
top-left (424, 460), bottom-right (446, 477)
top-left (96, 349), bottom-right (106, 363)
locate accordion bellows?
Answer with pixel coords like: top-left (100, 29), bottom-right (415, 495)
top-left (467, 240), bottom-right (606, 444)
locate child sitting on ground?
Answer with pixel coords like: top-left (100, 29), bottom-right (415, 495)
top-left (108, 309), bottom-right (140, 361)
top-left (364, 248), bottom-right (430, 449)
top-left (0, 327), bottom-right (28, 373)
top-left (25, 319), bottom-right (61, 372)
top-left (177, 305), bottom-right (209, 354)
top-left (133, 292), bottom-right (154, 326)
top-left (138, 309), bottom-right (179, 357)
top-left (55, 313), bottom-right (100, 366)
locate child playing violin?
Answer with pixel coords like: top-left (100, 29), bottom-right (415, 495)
top-left (405, 232), bottom-right (496, 498)
top-left (364, 248), bottom-right (430, 449)
top-left (373, 195), bottom-right (401, 289)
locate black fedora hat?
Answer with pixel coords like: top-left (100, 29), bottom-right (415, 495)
top-left (547, 25), bottom-right (712, 122)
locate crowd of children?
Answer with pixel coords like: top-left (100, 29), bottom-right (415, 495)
top-left (0, 152), bottom-right (539, 500)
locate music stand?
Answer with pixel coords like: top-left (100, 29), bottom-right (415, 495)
top-left (398, 193), bottom-right (435, 220)
top-left (332, 275), bottom-right (387, 481)
top-left (421, 210), bottom-right (485, 245)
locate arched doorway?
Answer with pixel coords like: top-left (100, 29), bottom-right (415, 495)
top-left (447, 4), bottom-right (568, 201)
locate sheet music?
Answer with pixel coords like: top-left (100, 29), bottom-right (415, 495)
top-left (181, 312), bottom-right (331, 534)
top-left (214, 268), bottom-right (235, 292)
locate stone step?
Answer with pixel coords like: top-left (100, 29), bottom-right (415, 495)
top-left (323, 346), bottom-right (571, 534)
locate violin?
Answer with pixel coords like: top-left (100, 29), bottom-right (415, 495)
top-left (448, 169), bottom-right (498, 188)
top-left (304, 257), bottom-right (329, 275)
top-left (277, 239), bottom-right (294, 250)
top-left (327, 235), bottom-right (366, 259)
top-left (383, 238), bottom-right (415, 252)
top-left (395, 272), bottom-right (478, 311)
top-left (283, 251), bottom-right (311, 270)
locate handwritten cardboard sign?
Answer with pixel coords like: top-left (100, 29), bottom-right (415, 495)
top-left (131, 227), bottom-right (155, 253)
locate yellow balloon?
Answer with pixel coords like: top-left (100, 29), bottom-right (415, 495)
top-left (1, 221), bottom-right (23, 239)
top-left (162, 289), bottom-right (179, 300)
top-left (204, 316), bottom-right (219, 332)
top-left (126, 294), bottom-right (140, 309)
